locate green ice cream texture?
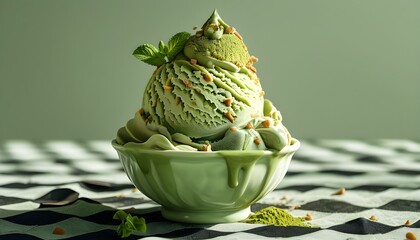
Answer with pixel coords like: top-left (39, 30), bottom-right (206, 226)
top-left (116, 10), bottom-right (291, 151)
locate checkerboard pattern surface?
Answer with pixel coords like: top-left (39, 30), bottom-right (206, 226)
top-left (0, 140), bottom-right (419, 239)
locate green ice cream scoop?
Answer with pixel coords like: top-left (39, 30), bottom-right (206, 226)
top-left (184, 10), bottom-right (251, 72)
top-left (116, 10), bottom-right (291, 151)
top-left (142, 60), bottom-right (263, 141)
top-left (139, 10), bottom-right (263, 142)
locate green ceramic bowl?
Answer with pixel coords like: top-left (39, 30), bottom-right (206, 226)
top-left (112, 138), bottom-right (300, 223)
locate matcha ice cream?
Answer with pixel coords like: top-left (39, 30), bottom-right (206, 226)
top-left (116, 10), bottom-right (291, 151)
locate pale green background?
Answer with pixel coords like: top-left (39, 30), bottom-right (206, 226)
top-left (1, 0), bottom-right (419, 141)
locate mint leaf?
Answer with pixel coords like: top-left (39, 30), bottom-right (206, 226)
top-left (114, 210), bottom-right (147, 238)
top-left (158, 40), bottom-right (168, 55)
top-left (117, 224), bottom-right (131, 238)
top-left (133, 32), bottom-right (191, 66)
top-left (134, 217), bottom-right (147, 233)
top-left (133, 43), bottom-right (166, 66)
top-left (113, 210), bottom-right (127, 220)
top-left (167, 32), bottom-right (191, 61)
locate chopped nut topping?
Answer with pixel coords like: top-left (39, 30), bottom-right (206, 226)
top-left (193, 25), bottom-right (198, 30)
top-left (183, 78), bottom-right (193, 88)
top-left (195, 30), bottom-right (203, 37)
top-left (225, 26), bottom-right (234, 34)
top-left (250, 56), bottom-right (259, 63)
top-left (245, 122), bottom-right (253, 129)
top-left (138, 108), bottom-right (145, 116)
top-left (262, 120), bottom-right (271, 128)
top-left (369, 215), bottom-right (378, 221)
top-left (195, 88), bottom-right (202, 93)
top-left (116, 193), bottom-right (124, 198)
top-left (405, 220), bottom-right (412, 226)
top-left (225, 111), bottom-right (234, 123)
top-left (224, 98), bottom-right (232, 107)
top-left (208, 23), bottom-right (218, 30)
top-left (229, 126), bottom-right (237, 132)
top-left (233, 30), bottom-right (243, 40)
top-left (332, 187), bottom-right (346, 195)
top-left (289, 205), bottom-right (301, 210)
top-left (164, 85), bottom-right (173, 91)
top-left (52, 227), bottom-right (65, 235)
top-left (305, 213), bottom-right (313, 221)
top-left (201, 143), bottom-right (212, 152)
top-left (204, 73), bottom-right (212, 82)
top-left (254, 138), bottom-right (261, 145)
top-left (249, 65), bottom-right (257, 73)
top-left (190, 59), bottom-right (198, 65)
top-left (406, 232), bottom-right (417, 240)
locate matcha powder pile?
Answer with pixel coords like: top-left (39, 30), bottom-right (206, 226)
top-left (241, 207), bottom-right (315, 227)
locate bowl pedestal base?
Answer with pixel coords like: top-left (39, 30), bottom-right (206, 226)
top-left (161, 206), bottom-right (251, 224)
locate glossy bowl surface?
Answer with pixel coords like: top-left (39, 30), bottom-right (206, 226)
top-left (112, 138), bottom-right (300, 223)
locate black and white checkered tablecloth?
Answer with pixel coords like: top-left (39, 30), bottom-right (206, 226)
top-left (0, 140), bottom-right (419, 239)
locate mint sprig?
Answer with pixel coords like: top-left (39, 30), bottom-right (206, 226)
top-left (113, 210), bottom-right (146, 238)
top-left (133, 32), bottom-right (191, 66)
top-left (133, 43), bottom-right (166, 66)
top-left (167, 32), bottom-right (191, 61)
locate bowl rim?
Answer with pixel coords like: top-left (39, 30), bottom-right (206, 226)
top-left (112, 138), bottom-right (300, 156)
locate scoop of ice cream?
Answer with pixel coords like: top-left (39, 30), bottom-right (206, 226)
top-left (141, 60), bottom-right (263, 141)
top-left (184, 10), bottom-right (251, 72)
top-left (128, 10), bottom-right (263, 142)
top-left (116, 10), bottom-right (291, 151)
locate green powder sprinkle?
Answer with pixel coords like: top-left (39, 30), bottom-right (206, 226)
top-left (241, 207), bottom-right (316, 227)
